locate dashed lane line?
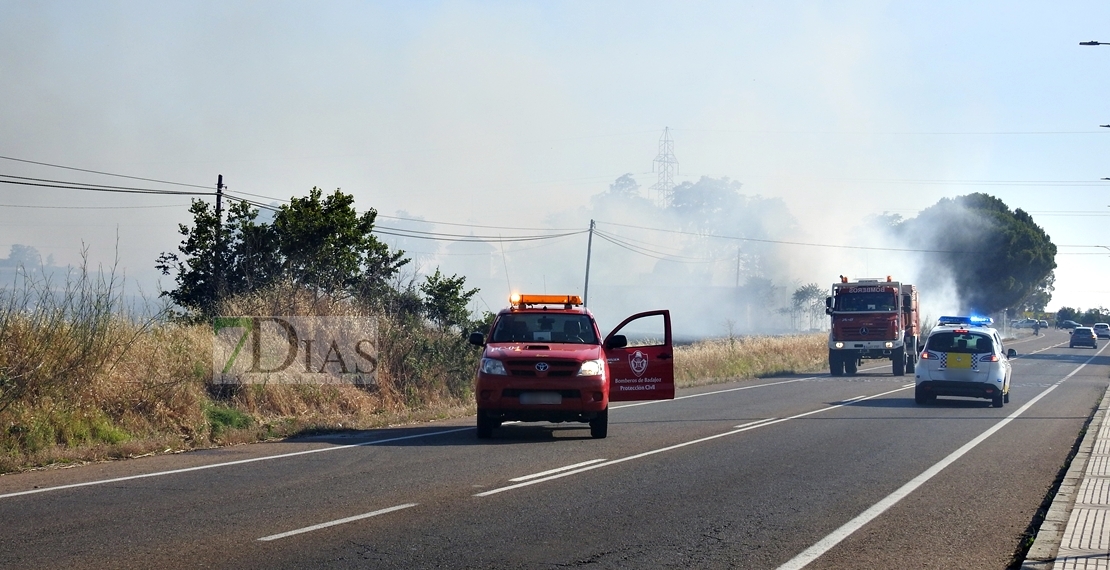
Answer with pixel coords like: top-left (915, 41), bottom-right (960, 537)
top-left (509, 459), bottom-right (609, 482)
top-left (257, 503), bottom-right (418, 541)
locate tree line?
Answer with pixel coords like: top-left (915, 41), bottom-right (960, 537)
top-left (157, 188), bottom-right (482, 330)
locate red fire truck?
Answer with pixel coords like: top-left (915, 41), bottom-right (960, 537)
top-left (824, 276), bottom-right (920, 377)
top-left (468, 294), bottom-right (674, 439)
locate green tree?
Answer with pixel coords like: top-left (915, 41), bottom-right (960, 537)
top-left (158, 188), bottom-right (408, 318)
top-left (792, 283), bottom-right (826, 331)
top-left (1080, 307), bottom-right (1110, 324)
top-left (1056, 306), bottom-right (1078, 322)
top-left (1019, 271), bottom-right (1055, 314)
top-left (892, 193), bottom-right (1056, 315)
top-left (419, 268), bottom-right (479, 330)
top-left (274, 188), bottom-right (407, 297)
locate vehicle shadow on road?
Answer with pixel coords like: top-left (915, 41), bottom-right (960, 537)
top-left (845, 397), bottom-right (995, 409)
top-left (284, 423), bottom-right (596, 447)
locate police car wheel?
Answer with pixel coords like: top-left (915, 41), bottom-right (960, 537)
top-left (992, 392), bottom-right (1004, 408)
top-left (1004, 391), bottom-right (1010, 404)
top-left (914, 386), bottom-right (932, 405)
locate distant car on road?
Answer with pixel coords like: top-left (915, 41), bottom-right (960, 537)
top-left (1094, 323), bottom-right (1110, 339)
top-left (1058, 320), bottom-right (1081, 330)
top-left (1039, 320), bottom-right (1049, 329)
top-left (1070, 327), bottom-right (1099, 349)
top-left (1012, 318), bottom-right (1038, 329)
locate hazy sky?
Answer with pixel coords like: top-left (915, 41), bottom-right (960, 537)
top-left (3, 1), bottom-right (1110, 317)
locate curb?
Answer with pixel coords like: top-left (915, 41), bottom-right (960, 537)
top-left (1021, 384), bottom-right (1110, 569)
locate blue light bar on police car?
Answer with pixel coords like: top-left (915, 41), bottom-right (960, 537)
top-left (937, 315), bottom-right (993, 326)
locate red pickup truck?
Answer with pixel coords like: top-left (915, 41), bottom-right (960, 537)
top-left (468, 294), bottom-right (675, 439)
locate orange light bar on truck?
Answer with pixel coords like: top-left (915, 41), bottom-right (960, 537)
top-left (509, 294), bottom-right (583, 307)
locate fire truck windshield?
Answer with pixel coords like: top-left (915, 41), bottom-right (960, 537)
top-left (836, 292), bottom-right (897, 312)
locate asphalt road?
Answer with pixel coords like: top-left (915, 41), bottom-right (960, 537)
top-left (0, 330), bottom-right (1106, 569)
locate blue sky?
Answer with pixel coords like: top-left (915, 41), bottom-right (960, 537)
top-left (2, 1), bottom-right (1110, 318)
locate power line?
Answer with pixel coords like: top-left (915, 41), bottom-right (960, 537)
top-left (376, 213), bottom-right (580, 232)
top-left (373, 226), bottom-right (588, 243)
top-left (0, 155), bottom-right (212, 189)
top-left (0, 177), bottom-right (211, 196)
top-left (593, 229), bottom-right (727, 263)
top-left (0, 202), bottom-right (189, 210)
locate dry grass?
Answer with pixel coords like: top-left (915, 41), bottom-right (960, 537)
top-left (674, 333), bottom-right (828, 387)
top-left (0, 277), bottom-right (482, 473)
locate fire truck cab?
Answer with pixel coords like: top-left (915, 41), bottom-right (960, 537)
top-left (825, 276), bottom-right (920, 377)
top-left (468, 294), bottom-right (674, 439)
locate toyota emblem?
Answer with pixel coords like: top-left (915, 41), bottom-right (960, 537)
top-left (535, 362), bottom-right (549, 372)
top-left (859, 327), bottom-right (869, 335)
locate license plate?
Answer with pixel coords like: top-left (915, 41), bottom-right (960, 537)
top-left (519, 391), bottom-right (562, 405)
top-left (947, 353), bottom-right (972, 369)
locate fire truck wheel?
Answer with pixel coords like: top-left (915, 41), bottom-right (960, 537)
top-left (892, 349), bottom-right (906, 376)
top-left (844, 359), bottom-right (858, 375)
top-left (589, 408), bottom-right (608, 439)
top-left (476, 411), bottom-right (498, 439)
top-left (829, 351), bottom-right (844, 376)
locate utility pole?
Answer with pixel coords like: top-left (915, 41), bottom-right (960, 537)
top-left (215, 174), bottom-right (224, 222)
top-left (736, 246), bottom-right (741, 288)
top-left (583, 220), bottom-right (595, 308)
top-left (214, 174), bottom-right (225, 298)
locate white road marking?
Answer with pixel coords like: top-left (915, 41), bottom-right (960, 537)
top-left (475, 385), bottom-right (911, 498)
top-left (257, 503), bottom-right (417, 541)
top-left (775, 344), bottom-right (1108, 570)
top-left (0, 427), bottom-right (473, 500)
top-left (609, 364), bottom-right (888, 411)
top-left (509, 459), bottom-right (609, 482)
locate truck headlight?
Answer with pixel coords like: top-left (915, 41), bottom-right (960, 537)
top-left (834, 342), bottom-right (844, 348)
top-left (577, 359), bottom-right (605, 377)
top-left (480, 358), bottom-right (508, 375)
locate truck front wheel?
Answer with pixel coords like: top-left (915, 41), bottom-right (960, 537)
top-left (589, 408), bottom-right (608, 439)
top-left (892, 348), bottom-right (906, 376)
top-left (829, 351), bottom-right (844, 376)
top-left (477, 410), bottom-right (499, 439)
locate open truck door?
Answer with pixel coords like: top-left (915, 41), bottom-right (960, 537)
top-left (604, 310), bottom-right (675, 402)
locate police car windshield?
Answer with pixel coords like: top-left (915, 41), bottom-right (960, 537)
top-left (926, 331), bottom-right (994, 354)
top-left (491, 314), bottom-right (598, 344)
top-left (836, 292), bottom-right (897, 312)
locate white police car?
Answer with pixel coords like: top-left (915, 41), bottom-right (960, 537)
top-left (914, 316), bottom-right (1015, 408)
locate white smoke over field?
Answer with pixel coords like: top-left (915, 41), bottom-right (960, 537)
top-left (392, 174), bottom-right (972, 340)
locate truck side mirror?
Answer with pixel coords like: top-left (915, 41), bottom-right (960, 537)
top-left (606, 335), bottom-right (627, 349)
top-left (468, 331), bottom-right (486, 347)
top-left (825, 297), bottom-right (832, 309)
top-left (902, 294), bottom-right (912, 308)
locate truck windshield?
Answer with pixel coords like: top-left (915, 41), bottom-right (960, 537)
top-left (836, 292), bottom-right (897, 312)
top-left (491, 314), bottom-right (598, 344)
